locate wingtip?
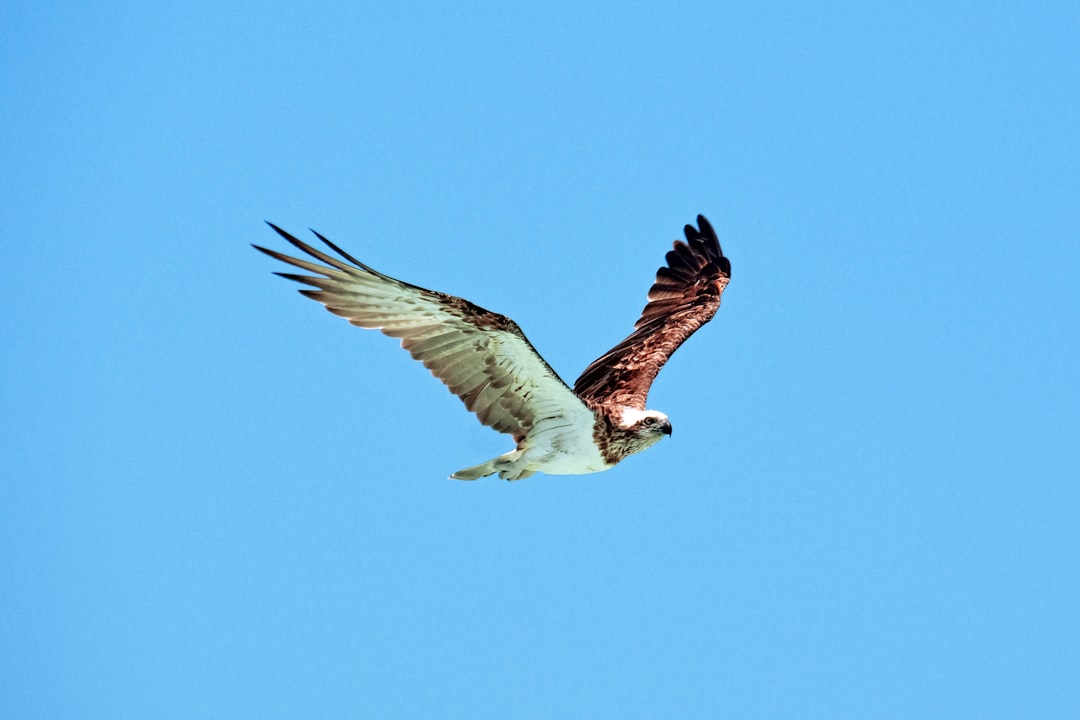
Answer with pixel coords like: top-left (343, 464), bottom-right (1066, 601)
top-left (686, 214), bottom-right (715, 241)
top-left (264, 221), bottom-right (300, 245)
top-left (308, 227), bottom-right (344, 256)
top-left (308, 228), bottom-right (380, 275)
top-left (696, 214), bottom-right (716, 241)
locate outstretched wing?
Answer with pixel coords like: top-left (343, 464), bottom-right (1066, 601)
top-left (573, 215), bottom-right (731, 410)
top-left (255, 224), bottom-right (588, 442)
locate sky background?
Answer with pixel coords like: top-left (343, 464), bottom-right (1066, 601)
top-left (2, 1), bottom-right (1078, 717)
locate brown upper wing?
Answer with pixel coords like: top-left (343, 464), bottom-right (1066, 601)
top-left (573, 215), bottom-right (731, 410)
top-left (255, 224), bottom-right (588, 442)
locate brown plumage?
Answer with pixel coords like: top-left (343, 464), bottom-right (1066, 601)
top-left (254, 215), bottom-right (731, 480)
top-left (574, 215), bottom-right (731, 410)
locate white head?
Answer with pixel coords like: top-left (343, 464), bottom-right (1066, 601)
top-left (618, 406), bottom-right (673, 438)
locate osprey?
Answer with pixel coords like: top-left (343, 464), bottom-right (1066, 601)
top-left (255, 216), bottom-right (731, 480)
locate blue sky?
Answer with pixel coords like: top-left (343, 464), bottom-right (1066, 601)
top-left (2, 1), bottom-right (1078, 717)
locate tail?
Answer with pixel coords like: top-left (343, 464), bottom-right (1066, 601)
top-left (450, 457), bottom-right (501, 480)
top-left (450, 451), bottom-right (533, 481)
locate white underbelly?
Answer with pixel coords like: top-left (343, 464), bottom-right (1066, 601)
top-left (538, 452), bottom-right (612, 475)
top-left (523, 421), bottom-right (614, 475)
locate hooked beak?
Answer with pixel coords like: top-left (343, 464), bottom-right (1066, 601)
top-left (660, 420), bottom-right (672, 436)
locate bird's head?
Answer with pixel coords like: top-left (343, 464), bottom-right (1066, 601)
top-left (619, 407), bottom-right (672, 443)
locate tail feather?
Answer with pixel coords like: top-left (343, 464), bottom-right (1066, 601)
top-left (450, 450), bottom-right (532, 481)
top-left (450, 458), bottom-right (501, 481)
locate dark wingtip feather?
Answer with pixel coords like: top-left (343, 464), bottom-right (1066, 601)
top-left (684, 214), bottom-right (727, 272)
top-left (253, 243), bottom-right (301, 266)
top-left (308, 227), bottom-right (399, 281)
top-left (273, 271), bottom-right (324, 287)
top-left (264, 221), bottom-right (297, 243)
top-left (696, 215), bottom-right (716, 241)
top-left (252, 244), bottom-right (305, 266)
top-left (309, 228), bottom-right (368, 269)
top-left (685, 215), bottom-right (716, 242)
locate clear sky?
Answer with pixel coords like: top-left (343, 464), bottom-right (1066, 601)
top-left (2, 1), bottom-right (1078, 718)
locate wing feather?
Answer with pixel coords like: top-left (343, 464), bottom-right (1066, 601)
top-left (255, 223), bottom-right (591, 441)
top-left (573, 215), bottom-right (731, 409)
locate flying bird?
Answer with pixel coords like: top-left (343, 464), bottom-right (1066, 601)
top-left (254, 216), bottom-right (731, 480)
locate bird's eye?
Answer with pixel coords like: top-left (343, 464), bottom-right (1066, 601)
top-left (642, 417), bottom-right (656, 426)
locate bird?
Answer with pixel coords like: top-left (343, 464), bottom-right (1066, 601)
top-left (254, 215), bottom-right (731, 480)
